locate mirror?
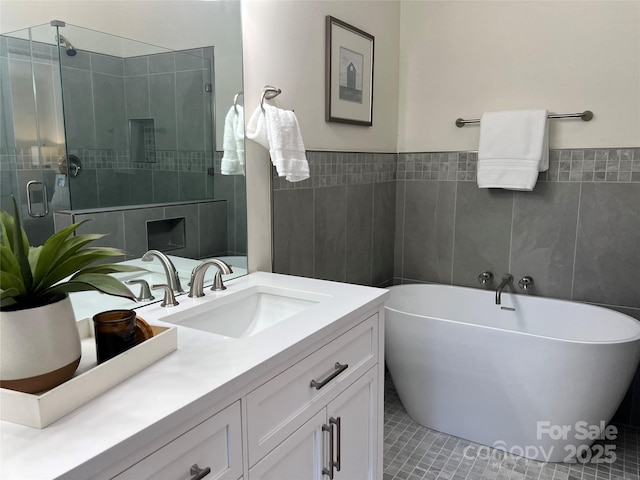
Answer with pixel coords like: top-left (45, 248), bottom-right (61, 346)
top-left (0, 2), bottom-right (247, 296)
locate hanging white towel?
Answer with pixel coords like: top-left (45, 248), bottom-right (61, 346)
top-left (263, 104), bottom-right (309, 182)
top-left (246, 105), bottom-right (310, 183)
top-left (245, 106), bottom-right (270, 149)
top-left (220, 105), bottom-right (245, 175)
top-left (477, 109), bottom-right (549, 191)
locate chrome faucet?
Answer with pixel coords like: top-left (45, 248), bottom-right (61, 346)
top-left (141, 250), bottom-right (184, 294)
top-left (495, 274), bottom-right (513, 305)
top-left (188, 259), bottom-right (233, 297)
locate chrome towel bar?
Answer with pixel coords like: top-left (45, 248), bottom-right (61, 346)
top-left (455, 110), bottom-right (593, 127)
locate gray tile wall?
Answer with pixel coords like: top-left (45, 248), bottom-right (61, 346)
top-left (272, 151), bottom-right (396, 287)
top-left (271, 147), bottom-right (640, 428)
top-left (54, 199), bottom-right (229, 260)
top-left (395, 148), bottom-right (640, 428)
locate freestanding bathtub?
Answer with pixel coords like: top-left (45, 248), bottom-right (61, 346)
top-left (385, 284), bottom-right (640, 462)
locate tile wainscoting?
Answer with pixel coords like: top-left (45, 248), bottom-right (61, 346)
top-left (271, 147), bottom-right (640, 427)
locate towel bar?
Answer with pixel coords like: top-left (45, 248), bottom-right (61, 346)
top-left (455, 110), bottom-right (593, 128)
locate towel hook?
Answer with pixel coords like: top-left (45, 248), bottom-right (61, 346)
top-left (261, 85), bottom-right (282, 113)
top-left (233, 91), bottom-right (243, 113)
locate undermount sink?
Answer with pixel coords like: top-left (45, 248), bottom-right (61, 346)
top-left (159, 285), bottom-right (329, 338)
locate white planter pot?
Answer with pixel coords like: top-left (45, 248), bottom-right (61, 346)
top-left (0, 295), bottom-right (81, 393)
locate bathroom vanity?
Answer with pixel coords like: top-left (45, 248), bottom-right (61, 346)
top-left (0, 272), bottom-right (388, 480)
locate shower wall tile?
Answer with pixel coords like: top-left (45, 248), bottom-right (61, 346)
top-left (175, 49), bottom-right (204, 71)
top-left (233, 177), bottom-right (247, 255)
top-left (69, 169), bottom-right (99, 209)
top-left (123, 206), bottom-right (164, 257)
top-left (93, 73), bottom-right (127, 150)
top-left (128, 169), bottom-right (153, 205)
top-left (315, 186), bottom-right (347, 282)
top-left (91, 53), bottom-right (123, 76)
top-left (510, 183), bottom-right (580, 300)
top-left (402, 181), bottom-right (456, 284)
top-left (346, 183), bottom-right (373, 285)
top-left (148, 52), bottom-right (175, 74)
top-left (176, 70), bottom-right (205, 151)
top-left (198, 201), bottom-right (228, 258)
top-left (149, 73), bottom-right (177, 150)
top-left (453, 183), bottom-right (513, 287)
top-left (124, 56), bottom-right (148, 76)
top-left (573, 183), bottom-right (640, 308)
top-left (273, 188), bottom-right (315, 278)
top-left (164, 204), bottom-right (199, 259)
top-left (97, 169), bottom-right (131, 207)
top-left (179, 171), bottom-right (207, 201)
top-left (153, 170), bottom-right (180, 203)
top-left (61, 67), bottom-right (95, 149)
top-left (125, 76), bottom-right (150, 119)
top-left (60, 50), bottom-right (91, 70)
top-left (372, 181), bottom-right (396, 287)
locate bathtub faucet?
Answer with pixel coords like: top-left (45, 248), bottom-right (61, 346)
top-left (495, 274), bottom-right (513, 305)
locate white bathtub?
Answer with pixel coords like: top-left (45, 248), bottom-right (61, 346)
top-left (385, 284), bottom-right (640, 462)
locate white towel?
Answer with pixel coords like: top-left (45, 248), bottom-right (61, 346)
top-left (246, 105), bottom-right (310, 183)
top-left (220, 105), bottom-right (245, 175)
top-left (477, 109), bottom-right (549, 191)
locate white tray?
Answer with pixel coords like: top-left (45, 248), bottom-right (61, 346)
top-left (0, 317), bottom-right (177, 428)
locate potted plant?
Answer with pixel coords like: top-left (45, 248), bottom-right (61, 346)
top-left (0, 199), bottom-right (141, 393)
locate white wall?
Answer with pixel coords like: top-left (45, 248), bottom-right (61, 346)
top-left (398, 1), bottom-right (640, 152)
top-left (0, 0), bottom-right (243, 149)
top-left (242, 0), bottom-right (401, 272)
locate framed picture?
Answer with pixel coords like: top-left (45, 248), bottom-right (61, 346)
top-left (325, 16), bottom-right (375, 126)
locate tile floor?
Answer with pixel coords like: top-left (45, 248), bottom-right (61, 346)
top-left (384, 376), bottom-right (639, 480)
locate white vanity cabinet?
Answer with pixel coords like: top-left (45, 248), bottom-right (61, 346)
top-left (112, 401), bottom-right (242, 480)
top-left (246, 313), bottom-right (381, 480)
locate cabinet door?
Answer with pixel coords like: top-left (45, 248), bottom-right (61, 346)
top-left (248, 409), bottom-right (326, 480)
top-left (113, 402), bottom-right (242, 480)
top-left (327, 368), bottom-right (378, 480)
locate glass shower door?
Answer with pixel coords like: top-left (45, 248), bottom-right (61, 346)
top-left (0, 23), bottom-right (69, 246)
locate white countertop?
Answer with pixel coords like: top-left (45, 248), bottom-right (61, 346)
top-left (0, 272), bottom-right (388, 480)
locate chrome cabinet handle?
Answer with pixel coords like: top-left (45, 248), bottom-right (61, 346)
top-left (330, 416), bottom-right (341, 472)
top-left (310, 362), bottom-right (349, 390)
top-left (26, 181), bottom-right (49, 218)
top-left (189, 464), bottom-right (211, 480)
top-left (322, 424), bottom-right (334, 479)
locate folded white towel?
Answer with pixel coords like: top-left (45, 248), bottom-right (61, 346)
top-left (477, 109), bottom-right (549, 191)
top-left (220, 105), bottom-right (245, 175)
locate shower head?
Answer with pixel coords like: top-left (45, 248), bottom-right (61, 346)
top-left (56, 34), bottom-right (77, 57)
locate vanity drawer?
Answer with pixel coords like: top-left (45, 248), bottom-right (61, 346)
top-left (245, 313), bottom-right (378, 466)
top-left (113, 401), bottom-right (242, 480)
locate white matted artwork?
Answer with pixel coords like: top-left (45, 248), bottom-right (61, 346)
top-left (325, 16), bottom-right (374, 126)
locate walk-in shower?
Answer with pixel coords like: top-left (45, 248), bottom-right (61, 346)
top-left (1, 19), bottom-right (245, 258)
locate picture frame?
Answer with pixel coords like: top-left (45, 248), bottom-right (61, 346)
top-left (325, 16), bottom-right (375, 126)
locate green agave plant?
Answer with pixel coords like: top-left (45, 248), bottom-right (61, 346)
top-left (1, 198), bottom-right (141, 310)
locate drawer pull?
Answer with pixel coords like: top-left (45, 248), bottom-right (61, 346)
top-left (189, 464), bottom-right (211, 480)
top-left (310, 362), bottom-right (349, 390)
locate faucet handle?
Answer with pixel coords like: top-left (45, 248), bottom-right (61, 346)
top-left (152, 284), bottom-right (179, 308)
top-left (518, 276), bottom-right (534, 290)
top-left (126, 279), bottom-right (155, 301)
top-left (478, 271), bottom-right (494, 284)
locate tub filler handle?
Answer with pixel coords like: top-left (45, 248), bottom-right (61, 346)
top-left (310, 362), bottom-right (349, 390)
